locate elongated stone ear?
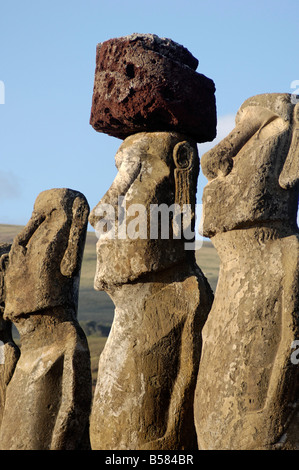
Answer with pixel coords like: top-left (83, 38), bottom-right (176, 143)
top-left (172, 141), bottom-right (198, 239)
top-left (60, 196), bottom-right (89, 278)
top-left (279, 103), bottom-right (299, 190)
top-left (173, 140), bottom-right (197, 208)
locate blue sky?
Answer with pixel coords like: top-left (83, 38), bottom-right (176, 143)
top-left (0, 0), bottom-right (298, 227)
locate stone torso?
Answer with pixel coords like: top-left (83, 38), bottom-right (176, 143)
top-left (195, 228), bottom-right (299, 449)
top-left (90, 265), bottom-right (213, 450)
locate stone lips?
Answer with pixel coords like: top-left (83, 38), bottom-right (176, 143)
top-left (90, 34), bottom-right (217, 142)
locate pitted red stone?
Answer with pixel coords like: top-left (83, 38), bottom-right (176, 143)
top-left (90, 34), bottom-right (217, 142)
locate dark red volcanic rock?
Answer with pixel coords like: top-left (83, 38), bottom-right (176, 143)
top-left (90, 33), bottom-right (217, 143)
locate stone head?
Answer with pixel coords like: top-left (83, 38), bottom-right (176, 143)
top-left (89, 131), bottom-right (199, 290)
top-left (4, 188), bottom-right (89, 318)
top-left (201, 93), bottom-right (299, 237)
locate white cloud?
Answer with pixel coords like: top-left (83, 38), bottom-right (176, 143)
top-left (198, 113), bottom-right (236, 157)
top-left (0, 171), bottom-right (21, 200)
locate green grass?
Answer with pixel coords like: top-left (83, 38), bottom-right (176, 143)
top-left (0, 224), bottom-right (220, 386)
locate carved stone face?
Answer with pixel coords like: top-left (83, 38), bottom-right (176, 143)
top-left (89, 132), bottom-right (199, 290)
top-left (4, 188), bottom-right (89, 318)
top-left (201, 93), bottom-right (299, 237)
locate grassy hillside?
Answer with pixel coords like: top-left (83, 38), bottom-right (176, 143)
top-left (0, 224), bottom-right (220, 389)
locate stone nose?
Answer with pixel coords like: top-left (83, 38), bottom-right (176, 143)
top-left (201, 108), bottom-right (278, 181)
top-left (200, 120), bottom-right (261, 181)
top-left (89, 152), bottom-right (141, 228)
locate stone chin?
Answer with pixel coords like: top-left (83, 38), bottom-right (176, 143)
top-left (94, 237), bottom-right (188, 291)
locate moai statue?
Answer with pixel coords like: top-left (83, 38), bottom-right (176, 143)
top-left (0, 188), bottom-right (92, 450)
top-left (194, 93), bottom-right (299, 450)
top-left (0, 243), bottom-right (20, 428)
top-left (88, 34), bottom-right (216, 450)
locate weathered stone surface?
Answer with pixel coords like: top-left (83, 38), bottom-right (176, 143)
top-left (89, 132), bottom-right (214, 450)
top-left (89, 33), bottom-right (216, 143)
top-left (194, 94), bottom-right (299, 450)
top-left (0, 243), bottom-right (20, 428)
top-left (0, 189), bottom-right (92, 450)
